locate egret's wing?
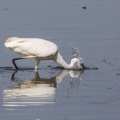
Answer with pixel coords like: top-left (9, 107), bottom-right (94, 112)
top-left (5, 38), bottom-right (58, 57)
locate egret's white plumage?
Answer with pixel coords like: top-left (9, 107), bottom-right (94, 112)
top-left (5, 37), bottom-right (83, 71)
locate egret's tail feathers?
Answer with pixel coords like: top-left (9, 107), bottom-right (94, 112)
top-left (5, 37), bottom-right (17, 43)
top-left (4, 37), bottom-right (18, 48)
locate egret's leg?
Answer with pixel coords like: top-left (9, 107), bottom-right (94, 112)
top-left (35, 59), bottom-right (40, 71)
top-left (12, 58), bottom-right (18, 70)
top-left (12, 55), bottom-right (36, 70)
top-left (12, 58), bottom-right (25, 70)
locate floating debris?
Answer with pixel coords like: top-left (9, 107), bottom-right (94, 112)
top-left (82, 6), bottom-right (87, 9)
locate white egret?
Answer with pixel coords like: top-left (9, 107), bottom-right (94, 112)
top-left (4, 37), bottom-right (83, 71)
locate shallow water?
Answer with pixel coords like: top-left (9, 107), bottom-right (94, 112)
top-left (0, 0), bottom-right (120, 120)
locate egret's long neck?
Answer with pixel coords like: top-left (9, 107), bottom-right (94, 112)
top-left (55, 52), bottom-right (72, 69)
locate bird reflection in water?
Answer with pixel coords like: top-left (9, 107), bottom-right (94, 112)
top-left (3, 69), bottom-right (83, 106)
top-left (69, 70), bottom-right (83, 88)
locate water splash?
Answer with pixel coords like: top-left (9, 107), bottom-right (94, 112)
top-left (68, 43), bottom-right (84, 64)
top-left (57, 40), bottom-right (85, 70)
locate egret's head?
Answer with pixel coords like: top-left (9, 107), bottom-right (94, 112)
top-left (71, 58), bottom-right (83, 70)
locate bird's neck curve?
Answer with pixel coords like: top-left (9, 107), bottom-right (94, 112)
top-left (55, 52), bottom-right (73, 69)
